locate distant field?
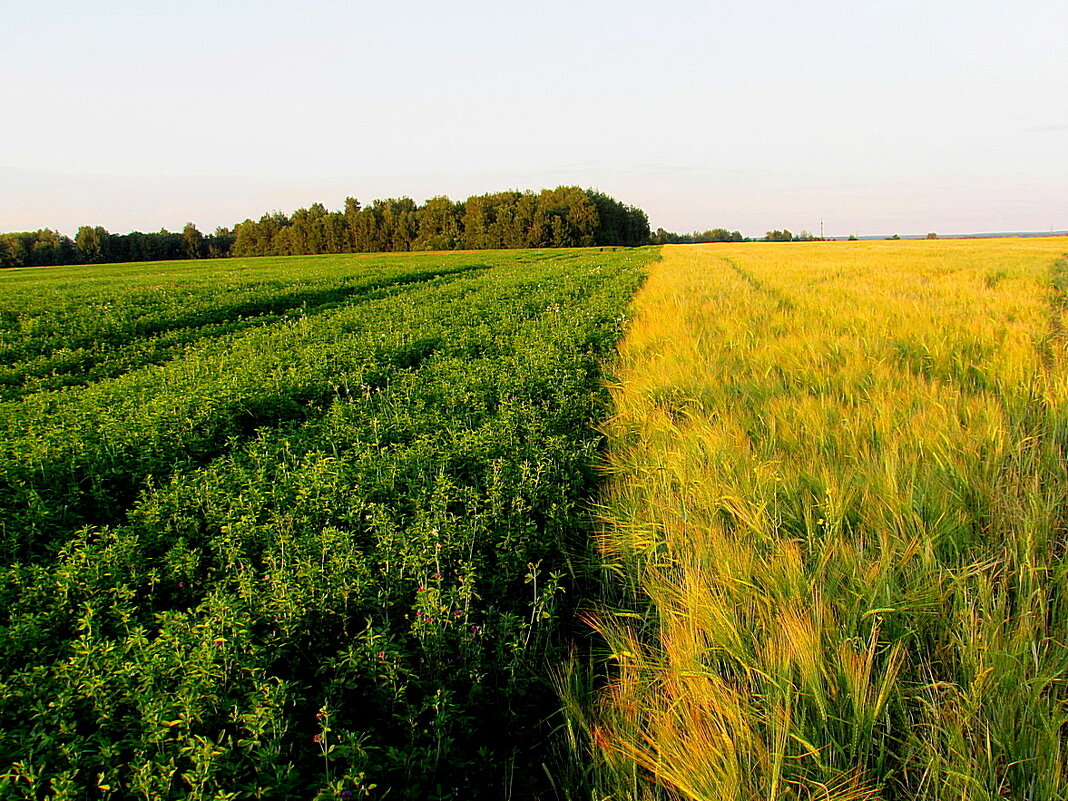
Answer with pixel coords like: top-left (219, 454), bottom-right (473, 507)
top-left (0, 247), bottom-right (655, 799)
top-left (585, 239), bottom-right (1068, 800)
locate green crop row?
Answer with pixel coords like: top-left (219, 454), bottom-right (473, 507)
top-left (0, 247), bottom-right (655, 799)
top-left (0, 254), bottom-right (509, 401)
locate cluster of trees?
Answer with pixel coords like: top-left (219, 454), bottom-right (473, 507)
top-left (0, 225), bottom-right (234, 268)
top-left (229, 187), bottom-right (648, 257)
top-left (764, 230), bottom-right (824, 242)
top-left (650, 228), bottom-right (829, 244)
top-left (0, 228), bottom-right (76, 267)
top-left (0, 187), bottom-right (649, 268)
top-left (650, 228), bottom-right (832, 245)
top-left (652, 227), bottom-right (746, 244)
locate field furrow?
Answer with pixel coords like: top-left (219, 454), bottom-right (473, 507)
top-left (0, 257), bottom-right (492, 399)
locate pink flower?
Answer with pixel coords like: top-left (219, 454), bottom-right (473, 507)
top-left (313, 733), bottom-right (323, 743)
top-left (432, 573), bottom-right (442, 579)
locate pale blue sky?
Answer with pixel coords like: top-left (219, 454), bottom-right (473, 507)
top-left (2, 0), bottom-right (1066, 238)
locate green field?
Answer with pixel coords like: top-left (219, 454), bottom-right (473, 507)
top-left (0, 248), bottom-right (655, 799)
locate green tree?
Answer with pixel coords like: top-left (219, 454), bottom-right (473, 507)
top-left (0, 234), bottom-right (27, 268)
top-left (74, 225), bottom-right (110, 263)
top-left (413, 196), bottom-right (462, 251)
top-left (206, 227), bottom-right (236, 258)
top-left (384, 198), bottom-right (418, 252)
top-left (182, 222), bottom-right (205, 259)
top-left (344, 197), bottom-right (363, 251)
top-left (461, 195), bottom-right (494, 249)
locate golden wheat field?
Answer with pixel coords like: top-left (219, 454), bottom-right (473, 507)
top-left (580, 239), bottom-right (1068, 801)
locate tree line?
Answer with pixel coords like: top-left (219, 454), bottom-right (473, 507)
top-left (652, 227), bottom-right (747, 244)
top-left (764, 229), bottom-right (825, 242)
top-left (0, 186), bottom-right (650, 268)
top-left (652, 228), bottom-right (829, 244)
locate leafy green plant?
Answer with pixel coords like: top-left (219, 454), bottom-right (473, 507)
top-left (0, 246), bottom-right (655, 798)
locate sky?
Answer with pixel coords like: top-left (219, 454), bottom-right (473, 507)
top-left (2, 0), bottom-right (1066, 239)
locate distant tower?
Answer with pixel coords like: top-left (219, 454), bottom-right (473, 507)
top-left (820, 219), bottom-right (824, 240)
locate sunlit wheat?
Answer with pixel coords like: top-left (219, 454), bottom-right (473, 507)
top-left (582, 239), bottom-right (1068, 800)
